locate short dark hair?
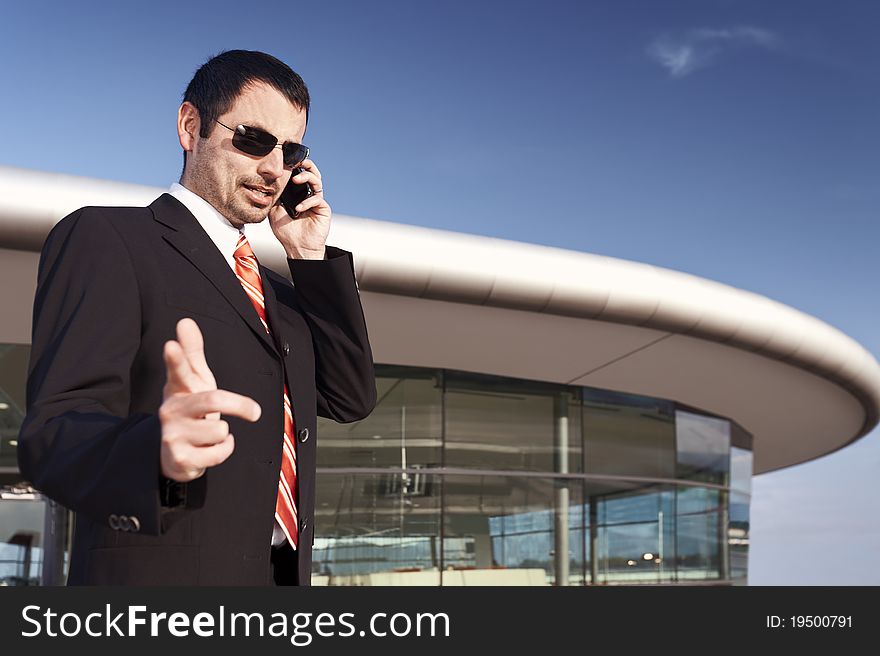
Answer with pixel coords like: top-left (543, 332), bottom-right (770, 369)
top-left (181, 50), bottom-right (311, 168)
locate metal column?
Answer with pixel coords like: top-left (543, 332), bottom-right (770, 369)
top-left (553, 394), bottom-right (569, 586)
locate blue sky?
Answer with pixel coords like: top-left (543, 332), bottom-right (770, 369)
top-left (2, 0), bottom-right (878, 584)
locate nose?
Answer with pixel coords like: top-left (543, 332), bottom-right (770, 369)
top-left (256, 145), bottom-right (286, 181)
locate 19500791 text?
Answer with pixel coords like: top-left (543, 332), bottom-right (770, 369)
top-left (766, 616), bottom-right (852, 629)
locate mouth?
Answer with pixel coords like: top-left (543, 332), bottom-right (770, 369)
top-left (242, 183), bottom-right (276, 206)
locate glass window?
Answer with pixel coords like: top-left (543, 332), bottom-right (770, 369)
top-left (676, 410), bottom-right (730, 486)
top-left (308, 364), bottom-right (746, 587)
top-left (317, 365), bottom-right (443, 469)
top-left (729, 490), bottom-right (750, 583)
top-left (0, 488), bottom-right (46, 585)
top-left (443, 475), bottom-right (584, 585)
top-left (583, 388), bottom-right (676, 479)
top-left (444, 372), bottom-right (582, 473)
top-left (730, 446), bottom-right (753, 496)
top-left (590, 481), bottom-right (675, 584)
top-left (0, 344), bottom-right (29, 472)
top-left (676, 486), bottom-right (723, 580)
top-left (312, 472), bottom-right (442, 585)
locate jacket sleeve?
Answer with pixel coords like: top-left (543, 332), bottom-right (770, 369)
top-left (287, 246), bottom-right (377, 423)
top-left (17, 208), bottom-right (168, 535)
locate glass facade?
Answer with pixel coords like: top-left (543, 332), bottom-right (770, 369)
top-left (0, 344), bottom-right (28, 473)
top-left (729, 436), bottom-right (754, 581)
top-left (0, 488), bottom-right (47, 585)
top-left (676, 410), bottom-right (731, 486)
top-left (1, 344), bottom-right (73, 586)
top-left (1, 349), bottom-right (753, 586)
top-left (313, 365), bottom-right (753, 586)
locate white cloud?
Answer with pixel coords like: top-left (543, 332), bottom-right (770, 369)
top-left (647, 26), bottom-right (782, 78)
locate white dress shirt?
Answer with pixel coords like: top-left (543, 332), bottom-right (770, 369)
top-left (169, 182), bottom-right (243, 267)
top-left (167, 183), bottom-right (291, 549)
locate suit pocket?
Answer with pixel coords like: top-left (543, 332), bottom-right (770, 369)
top-left (165, 290), bottom-right (233, 326)
top-left (85, 546), bottom-right (199, 585)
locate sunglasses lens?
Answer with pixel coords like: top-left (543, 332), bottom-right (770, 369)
top-left (283, 144), bottom-right (309, 168)
top-left (232, 125), bottom-right (275, 157)
top-left (227, 123), bottom-right (307, 167)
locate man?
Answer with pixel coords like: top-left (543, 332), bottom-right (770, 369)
top-left (17, 50), bottom-right (376, 585)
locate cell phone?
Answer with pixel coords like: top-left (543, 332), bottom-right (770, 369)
top-left (278, 167), bottom-right (313, 216)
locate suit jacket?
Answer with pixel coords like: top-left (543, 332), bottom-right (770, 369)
top-left (17, 193), bottom-right (376, 585)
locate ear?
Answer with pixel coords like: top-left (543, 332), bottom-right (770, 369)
top-left (177, 101), bottom-right (201, 153)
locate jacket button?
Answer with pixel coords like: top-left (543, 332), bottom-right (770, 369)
top-left (108, 514), bottom-right (120, 530)
top-left (283, 341), bottom-right (290, 356)
top-left (129, 516), bottom-right (141, 532)
top-left (300, 517), bottom-right (308, 533)
top-left (120, 516), bottom-right (133, 532)
top-left (298, 427), bottom-right (309, 443)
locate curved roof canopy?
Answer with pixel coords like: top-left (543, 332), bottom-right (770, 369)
top-left (1, 165), bottom-right (878, 474)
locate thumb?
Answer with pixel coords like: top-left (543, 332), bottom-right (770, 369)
top-left (163, 338), bottom-right (197, 397)
top-left (176, 318), bottom-right (217, 389)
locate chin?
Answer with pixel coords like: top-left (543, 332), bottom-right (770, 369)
top-left (239, 213), bottom-right (266, 228)
top-left (244, 210), bottom-right (269, 224)
top-left (229, 204), bottom-right (269, 227)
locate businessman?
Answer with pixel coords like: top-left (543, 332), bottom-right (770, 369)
top-left (17, 50), bottom-right (376, 585)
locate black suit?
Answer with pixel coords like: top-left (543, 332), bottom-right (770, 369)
top-left (17, 193), bottom-right (376, 585)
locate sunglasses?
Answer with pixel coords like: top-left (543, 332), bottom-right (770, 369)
top-left (215, 120), bottom-right (309, 168)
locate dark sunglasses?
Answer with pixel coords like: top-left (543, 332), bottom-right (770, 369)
top-left (215, 120), bottom-right (309, 168)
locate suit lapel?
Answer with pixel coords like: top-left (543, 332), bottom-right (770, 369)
top-left (149, 193), bottom-right (279, 357)
top-left (260, 266), bottom-right (287, 356)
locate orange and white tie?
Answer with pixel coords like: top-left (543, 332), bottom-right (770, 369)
top-left (234, 232), bottom-right (298, 549)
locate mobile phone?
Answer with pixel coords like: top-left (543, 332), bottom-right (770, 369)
top-left (278, 167), bottom-right (313, 216)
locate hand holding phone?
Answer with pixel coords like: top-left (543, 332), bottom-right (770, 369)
top-left (278, 167), bottom-right (313, 217)
top-left (268, 161), bottom-right (330, 260)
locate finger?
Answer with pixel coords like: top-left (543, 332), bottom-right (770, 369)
top-left (166, 417), bottom-right (231, 447)
top-left (163, 339), bottom-right (199, 394)
top-left (176, 318), bottom-right (216, 385)
top-left (179, 389), bottom-right (262, 422)
top-left (186, 468), bottom-right (205, 481)
top-left (291, 169), bottom-right (323, 193)
top-left (294, 194), bottom-right (329, 215)
top-left (161, 443), bottom-right (203, 482)
top-left (297, 158), bottom-right (321, 180)
top-left (164, 433), bottom-right (234, 481)
top-left (189, 433), bottom-right (236, 470)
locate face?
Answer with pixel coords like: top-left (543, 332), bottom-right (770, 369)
top-left (179, 82), bottom-right (307, 228)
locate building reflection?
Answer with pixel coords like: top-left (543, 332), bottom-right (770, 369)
top-left (310, 365), bottom-right (752, 586)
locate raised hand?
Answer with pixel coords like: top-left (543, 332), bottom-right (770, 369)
top-left (159, 318), bottom-right (261, 482)
top-left (268, 158), bottom-right (330, 260)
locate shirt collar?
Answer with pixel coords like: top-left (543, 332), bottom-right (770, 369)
top-left (168, 182), bottom-right (243, 268)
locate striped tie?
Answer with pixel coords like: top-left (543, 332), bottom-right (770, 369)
top-left (234, 232), bottom-right (298, 549)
